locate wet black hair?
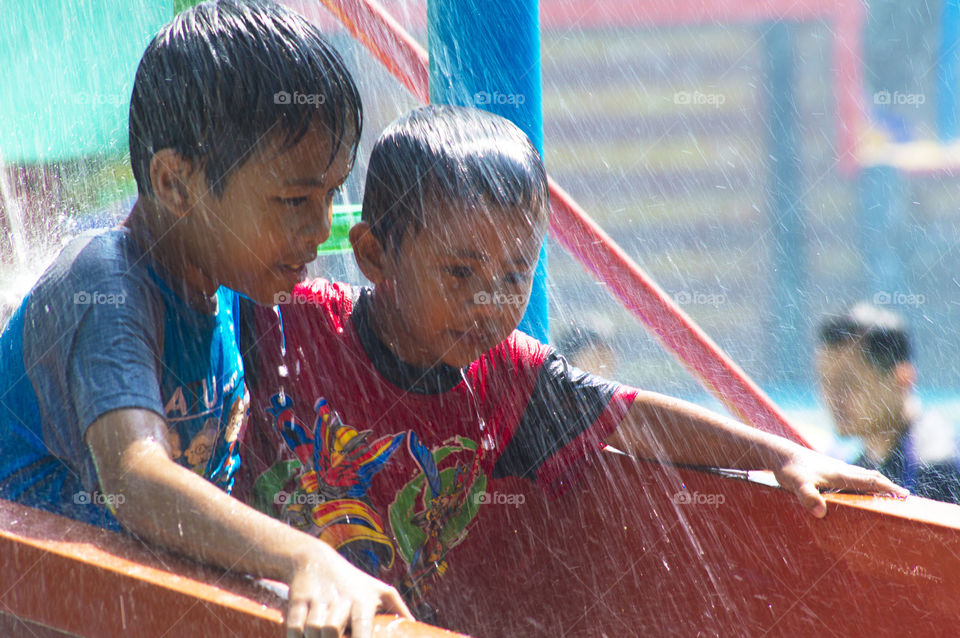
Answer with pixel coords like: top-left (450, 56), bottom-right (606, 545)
top-left (817, 302), bottom-right (911, 373)
top-left (361, 104), bottom-right (548, 251)
top-left (129, 0), bottom-right (362, 198)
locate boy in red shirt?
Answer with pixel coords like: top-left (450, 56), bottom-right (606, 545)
top-left (238, 105), bottom-right (905, 620)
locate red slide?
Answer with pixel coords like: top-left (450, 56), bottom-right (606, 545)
top-left (430, 454), bottom-right (960, 636)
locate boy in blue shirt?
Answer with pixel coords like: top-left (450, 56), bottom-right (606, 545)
top-left (0, 2), bottom-right (410, 636)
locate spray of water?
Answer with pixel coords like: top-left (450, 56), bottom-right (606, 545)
top-left (0, 154), bottom-right (27, 268)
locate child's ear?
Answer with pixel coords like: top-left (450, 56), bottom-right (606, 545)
top-left (149, 149), bottom-right (197, 218)
top-left (350, 222), bottom-right (389, 284)
top-left (892, 361), bottom-right (916, 392)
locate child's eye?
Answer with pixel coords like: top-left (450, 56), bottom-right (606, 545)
top-left (503, 272), bottom-right (530, 285)
top-left (278, 196), bottom-right (309, 207)
top-left (444, 266), bottom-right (473, 279)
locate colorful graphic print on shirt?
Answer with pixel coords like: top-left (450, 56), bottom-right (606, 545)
top-left (256, 392), bottom-right (487, 609)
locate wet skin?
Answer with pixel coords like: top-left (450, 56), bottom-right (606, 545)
top-left (128, 124), bottom-right (354, 308)
top-left (351, 202), bottom-right (548, 369)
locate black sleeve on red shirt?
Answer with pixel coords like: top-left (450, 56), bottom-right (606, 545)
top-left (492, 350), bottom-right (619, 481)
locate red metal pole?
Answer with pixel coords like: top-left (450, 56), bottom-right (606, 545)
top-left (546, 180), bottom-right (810, 444)
top-left (316, 0), bottom-right (812, 447)
top-left (834, 0), bottom-right (867, 177)
top-left (319, 0), bottom-right (430, 103)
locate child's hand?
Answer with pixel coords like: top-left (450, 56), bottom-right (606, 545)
top-left (772, 447), bottom-right (910, 518)
top-left (285, 544), bottom-right (412, 638)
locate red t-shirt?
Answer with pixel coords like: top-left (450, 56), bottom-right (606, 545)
top-left (237, 279), bottom-right (638, 619)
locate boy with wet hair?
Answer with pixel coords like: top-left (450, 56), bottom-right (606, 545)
top-left (239, 104), bottom-right (907, 620)
top-left (816, 302), bottom-right (960, 503)
top-left (0, 2), bottom-right (410, 636)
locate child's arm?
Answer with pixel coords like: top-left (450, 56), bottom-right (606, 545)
top-left (86, 408), bottom-right (412, 638)
top-left (605, 391), bottom-right (909, 517)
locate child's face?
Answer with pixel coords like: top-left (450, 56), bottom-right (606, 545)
top-left (184, 125), bottom-right (354, 305)
top-left (815, 343), bottom-right (905, 437)
top-left (371, 201), bottom-right (547, 369)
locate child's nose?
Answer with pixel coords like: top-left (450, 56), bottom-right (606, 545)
top-left (302, 201), bottom-right (333, 248)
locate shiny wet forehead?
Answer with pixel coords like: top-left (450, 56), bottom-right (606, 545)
top-left (418, 202), bottom-right (545, 263)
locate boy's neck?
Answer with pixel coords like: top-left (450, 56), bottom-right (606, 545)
top-left (365, 288), bottom-right (434, 369)
top-left (861, 406), bottom-right (910, 464)
top-left (354, 289), bottom-right (464, 395)
top-left (125, 198), bottom-right (219, 312)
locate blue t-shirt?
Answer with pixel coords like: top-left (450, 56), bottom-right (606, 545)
top-left (853, 412), bottom-right (960, 505)
top-left (0, 229), bottom-right (245, 530)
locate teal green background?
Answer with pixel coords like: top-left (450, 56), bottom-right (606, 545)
top-left (0, 1), bottom-right (171, 162)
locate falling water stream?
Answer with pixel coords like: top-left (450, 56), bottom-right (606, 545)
top-left (4, 1), bottom-right (960, 635)
top-left (0, 154), bottom-right (27, 269)
top-left (0, 154), bottom-right (40, 329)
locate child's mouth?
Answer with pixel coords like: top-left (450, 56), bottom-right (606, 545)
top-left (278, 261), bottom-right (308, 285)
top-left (452, 329), bottom-right (493, 348)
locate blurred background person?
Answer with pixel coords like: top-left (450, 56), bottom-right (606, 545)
top-left (815, 302), bottom-right (960, 503)
top-left (555, 317), bottom-right (618, 378)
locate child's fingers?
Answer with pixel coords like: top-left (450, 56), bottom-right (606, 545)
top-left (825, 466), bottom-right (909, 497)
top-left (316, 597), bottom-right (351, 638)
top-left (286, 599), bottom-right (309, 638)
top-left (349, 600), bottom-right (379, 638)
top-left (302, 598), bottom-right (332, 638)
top-left (855, 470), bottom-right (909, 497)
top-left (380, 588), bottom-right (414, 620)
top-left (796, 482), bottom-right (827, 518)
